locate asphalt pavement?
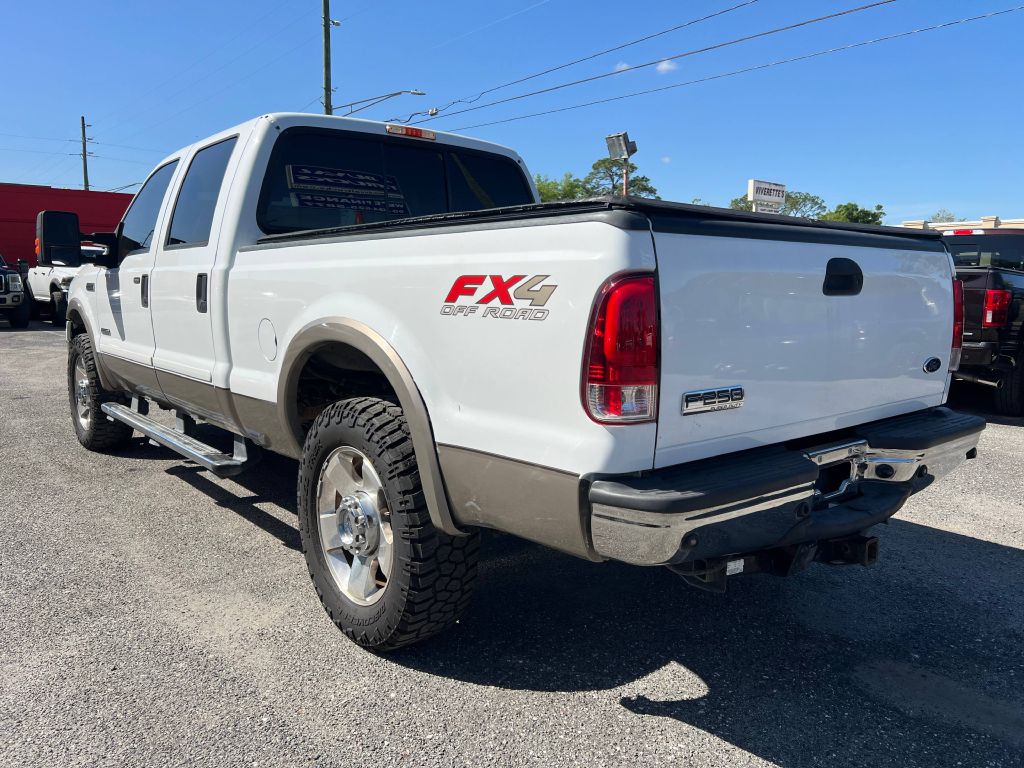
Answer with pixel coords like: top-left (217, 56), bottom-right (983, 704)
top-left (1, 321), bottom-right (1022, 767)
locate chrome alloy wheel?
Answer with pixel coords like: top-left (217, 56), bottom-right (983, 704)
top-left (73, 358), bottom-right (92, 430)
top-left (316, 446), bottom-right (394, 605)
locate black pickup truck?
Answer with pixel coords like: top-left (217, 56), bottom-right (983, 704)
top-left (0, 254), bottom-right (30, 328)
top-left (944, 228), bottom-right (1024, 414)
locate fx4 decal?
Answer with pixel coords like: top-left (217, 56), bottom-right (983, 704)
top-left (441, 275), bottom-right (557, 321)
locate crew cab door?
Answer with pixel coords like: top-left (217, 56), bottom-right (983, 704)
top-left (94, 159), bottom-right (180, 368)
top-left (150, 136), bottom-right (238, 384)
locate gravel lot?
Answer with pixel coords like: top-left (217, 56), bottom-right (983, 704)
top-left (1, 321), bottom-right (1022, 768)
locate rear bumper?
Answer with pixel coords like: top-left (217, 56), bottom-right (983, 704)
top-left (959, 341), bottom-right (999, 368)
top-left (587, 407), bottom-right (984, 566)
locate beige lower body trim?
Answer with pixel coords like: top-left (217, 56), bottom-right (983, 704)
top-left (437, 445), bottom-right (598, 561)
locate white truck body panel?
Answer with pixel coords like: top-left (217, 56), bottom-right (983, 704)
top-left (654, 233), bottom-right (955, 467)
top-left (229, 221), bottom-right (659, 475)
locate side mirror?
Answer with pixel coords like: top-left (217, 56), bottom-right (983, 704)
top-left (82, 232), bottom-right (119, 268)
top-left (16, 259), bottom-right (29, 279)
top-left (36, 211), bottom-right (82, 267)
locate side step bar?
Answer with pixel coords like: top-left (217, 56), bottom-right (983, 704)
top-left (101, 402), bottom-right (254, 478)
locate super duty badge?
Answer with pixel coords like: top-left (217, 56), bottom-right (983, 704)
top-left (682, 386), bottom-right (745, 415)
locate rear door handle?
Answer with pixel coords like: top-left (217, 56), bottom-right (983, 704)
top-left (195, 273), bottom-right (208, 313)
top-left (140, 275), bottom-right (149, 308)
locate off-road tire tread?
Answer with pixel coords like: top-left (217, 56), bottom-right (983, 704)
top-left (993, 355), bottom-right (1024, 416)
top-left (51, 289), bottom-right (67, 324)
top-left (68, 334), bottom-right (133, 450)
top-left (298, 397), bottom-right (478, 651)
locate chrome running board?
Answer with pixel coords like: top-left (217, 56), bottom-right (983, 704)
top-left (101, 402), bottom-right (253, 478)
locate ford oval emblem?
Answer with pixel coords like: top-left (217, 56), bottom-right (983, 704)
top-left (923, 357), bottom-right (942, 374)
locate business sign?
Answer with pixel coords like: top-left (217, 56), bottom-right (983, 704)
top-left (747, 179), bottom-right (786, 214)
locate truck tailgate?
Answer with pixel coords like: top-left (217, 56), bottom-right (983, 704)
top-left (651, 215), bottom-right (954, 468)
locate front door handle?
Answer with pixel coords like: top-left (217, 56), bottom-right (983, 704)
top-left (196, 273), bottom-right (208, 313)
top-left (140, 274), bottom-right (148, 308)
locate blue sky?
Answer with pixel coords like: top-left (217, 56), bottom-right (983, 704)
top-left (2, 0), bottom-right (1021, 223)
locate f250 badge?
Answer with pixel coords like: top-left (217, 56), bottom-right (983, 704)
top-left (682, 386), bottom-right (745, 415)
top-left (441, 274), bottom-right (557, 321)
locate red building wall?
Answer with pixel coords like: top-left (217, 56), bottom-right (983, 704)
top-left (0, 183), bottom-right (132, 268)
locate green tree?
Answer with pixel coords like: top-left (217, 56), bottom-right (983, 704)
top-left (583, 158), bottom-right (659, 198)
top-left (820, 202), bottom-right (886, 225)
top-left (729, 190), bottom-right (825, 218)
top-left (931, 208), bottom-right (957, 223)
top-left (533, 172), bottom-right (590, 202)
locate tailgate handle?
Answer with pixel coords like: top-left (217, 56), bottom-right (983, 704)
top-left (823, 257), bottom-right (863, 296)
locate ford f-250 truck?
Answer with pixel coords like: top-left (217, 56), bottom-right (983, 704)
top-left (44, 113), bottom-right (983, 650)
top-left (943, 228), bottom-right (1024, 415)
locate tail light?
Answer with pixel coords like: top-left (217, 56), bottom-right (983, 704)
top-left (950, 279), bottom-right (964, 372)
top-left (583, 275), bottom-right (658, 423)
top-left (983, 289), bottom-right (1012, 328)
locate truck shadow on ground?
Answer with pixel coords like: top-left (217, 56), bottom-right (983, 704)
top-left (393, 523), bottom-right (1023, 767)
top-left (137, 417), bottom-right (1022, 766)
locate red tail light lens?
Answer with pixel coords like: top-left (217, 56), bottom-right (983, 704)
top-left (950, 279), bottom-right (964, 371)
top-left (983, 289), bottom-right (1012, 328)
top-left (583, 275), bottom-right (658, 423)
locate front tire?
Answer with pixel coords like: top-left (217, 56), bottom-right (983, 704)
top-left (51, 289), bottom-right (67, 325)
top-left (297, 397), bottom-right (479, 651)
top-left (68, 334), bottom-right (133, 451)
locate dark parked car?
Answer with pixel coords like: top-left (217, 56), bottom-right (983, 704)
top-left (0, 254), bottom-right (30, 328)
top-left (944, 228), bottom-right (1024, 414)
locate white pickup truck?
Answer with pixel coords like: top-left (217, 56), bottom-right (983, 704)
top-left (45, 112), bottom-right (983, 650)
top-left (27, 242), bottom-right (105, 324)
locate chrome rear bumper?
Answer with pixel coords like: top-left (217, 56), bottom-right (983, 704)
top-left (588, 408), bottom-right (984, 566)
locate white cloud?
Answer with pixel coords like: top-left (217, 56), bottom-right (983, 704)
top-left (661, 156), bottom-right (672, 164)
top-left (613, 61), bottom-right (631, 73)
top-left (656, 59), bottom-right (678, 74)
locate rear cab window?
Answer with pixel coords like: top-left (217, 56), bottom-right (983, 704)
top-left (947, 236), bottom-right (1024, 272)
top-left (257, 128), bottom-right (533, 235)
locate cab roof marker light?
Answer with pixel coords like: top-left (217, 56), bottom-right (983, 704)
top-left (385, 125), bottom-right (436, 141)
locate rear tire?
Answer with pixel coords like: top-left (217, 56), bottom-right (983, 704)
top-left (297, 397), bottom-right (479, 651)
top-left (68, 334), bottom-right (133, 451)
top-left (51, 289), bottom-right (67, 325)
top-left (993, 356), bottom-right (1024, 416)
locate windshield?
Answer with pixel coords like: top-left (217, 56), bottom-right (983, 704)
top-left (946, 235), bottom-right (1024, 272)
top-left (257, 128), bottom-right (533, 235)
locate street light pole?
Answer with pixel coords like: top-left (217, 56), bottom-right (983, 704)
top-left (322, 0), bottom-right (332, 115)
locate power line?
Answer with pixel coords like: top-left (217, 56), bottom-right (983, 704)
top-left (89, 1), bottom-right (307, 128)
top-left (448, 5), bottom-right (1024, 132)
top-left (429, 0), bottom-right (554, 51)
top-left (390, 0), bottom-right (758, 123)
top-left (415, 0), bottom-right (899, 126)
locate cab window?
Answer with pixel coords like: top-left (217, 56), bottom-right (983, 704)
top-left (257, 128), bottom-right (532, 235)
top-left (120, 161), bottom-right (179, 258)
top-left (167, 137), bottom-right (238, 247)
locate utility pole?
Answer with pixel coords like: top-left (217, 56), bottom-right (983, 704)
top-left (322, 0), bottom-right (332, 115)
top-left (80, 115), bottom-right (90, 191)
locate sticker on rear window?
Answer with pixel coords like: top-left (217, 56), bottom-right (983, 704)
top-left (285, 165), bottom-right (408, 215)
